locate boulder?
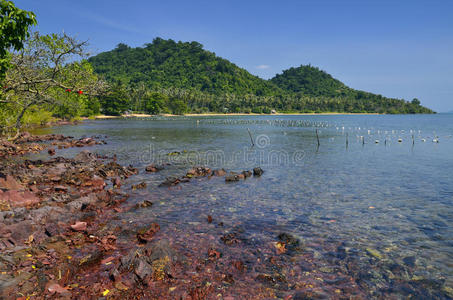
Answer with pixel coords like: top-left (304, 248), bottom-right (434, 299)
top-left (253, 167), bottom-right (264, 176)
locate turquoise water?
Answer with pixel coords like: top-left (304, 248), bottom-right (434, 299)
top-left (33, 114), bottom-right (453, 297)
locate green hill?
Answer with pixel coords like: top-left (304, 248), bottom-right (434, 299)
top-left (88, 38), bottom-right (434, 114)
top-left (88, 38), bottom-right (281, 97)
top-left (270, 65), bottom-right (349, 97)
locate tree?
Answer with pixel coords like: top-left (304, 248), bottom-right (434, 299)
top-left (411, 98), bottom-right (421, 106)
top-left (144, 92), bottom-right (167, 114)
top-left (1, 32), bottom-right (107, 137)
top-left (0, 0), bottom-right (36, 81)
top-left (168, 98), bottom-right (188, 115)
top-left (100, 81), bottom-right (130, 116)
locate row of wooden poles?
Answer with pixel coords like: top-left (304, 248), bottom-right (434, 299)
top-left (247, 128), bottom-right (436, 148)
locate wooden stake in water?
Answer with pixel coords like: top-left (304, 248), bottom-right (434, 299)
top-left (346, 132), bottom-right (349, 148)
top-left (247, 128), bottom-right (255, 147)
top-left (316, 129), bottom-right (320, 147)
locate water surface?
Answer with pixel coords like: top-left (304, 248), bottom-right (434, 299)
top-left (33, 114), bottom-right (453, 297)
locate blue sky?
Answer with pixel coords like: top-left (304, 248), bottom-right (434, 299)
top-left (14, 0), bottom-right (453, 112)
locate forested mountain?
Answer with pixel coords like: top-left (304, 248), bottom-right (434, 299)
top-left (271, 65), bottom-right (349, 97)
top-left (88, 38), bottom-right (281, 97)
top-left (88, 38), bottom-right (434, 114)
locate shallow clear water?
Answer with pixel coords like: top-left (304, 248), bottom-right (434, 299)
top-left (33, 114), bottom-right (453, 296)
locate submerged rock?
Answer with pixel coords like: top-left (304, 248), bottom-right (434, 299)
top-left (159, 176), bottom-right (180, 187)
top-left (186, 166), bottom-right (211, 177)
top-left (115, 240), bottom-right (176, 284)
top-left (242, 170), bottom-right (252, 178)
top-left (253, 167), bottom-right (264, 176)
top-left (225, 173), bottom-right (240, 182)
top-left (211, 169), bottom-right (226, 176)
top-left (277, 232), bottom-right (302, 254)
top-left (145, 164), bottom-right (165, 173)
top-left (366, 248), bottom-right (383, 259)
top-left (74, 150), bottom-right (97, 163)
top-left (132, 182), bottom-right (147, 190)
top-left (137, 223), bottom-right (160, 243)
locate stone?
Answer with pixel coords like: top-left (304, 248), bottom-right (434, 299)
top-left (242, 170), bottom-right (252, 178)
top-left (70, 221), bottom-right (87, 231)
top-left (211, 169), bottom-right (226, 176)
top-left (253, 167), bottom-right (264, 176)
top-left (145, 164), bottom-right (164, 173)
top-left (132, 182), bottom-right (147, 190)
top-left (74, 150), bottom-right (97, 163)
top-left (366, 248), bottom-right (383, 259)
top-left (0, 190), bottom-right (40, 207)
top-left (137, 223), bottom-right (160, 243)
top-left (225, 173), bottom-right (240, 182)
top-left (0, 175), bottom-right (24, 190)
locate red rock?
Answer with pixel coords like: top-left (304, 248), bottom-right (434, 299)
top-left (113, 177), bottom-right (121, 187)
top-left (212, 169), bottom-right (226, 176)
top-left (137, 223), bottom-right (160, 243)
top-left (232, 260), bottom-right (244, 271)
top-left (145, 164), bottom-right (164, 172)
top-left (83, 176), bottom-right (105, 189)
top-left (99, 235), bottom-right (117, 251)
top-left (208, 248), bottom-right (221, 260)
top-left (101, 256), bottom-right (115, 264)
top-left (70, 221), bottom-right (87, 231)
top-left (50, 176), bottom-right (61, 182)
top-left (54, 185), bottom-right (68, 192)
top-left (0, 190), bottom-right (40, 207)
top-left (0, 175), bottom-right (24, 190)
top-left (47, 283), bottom-right (71, 296)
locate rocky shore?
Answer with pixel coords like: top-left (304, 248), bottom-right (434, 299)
top-left (1, 133), bottom-right (445, 299)
top-left (0, 133), bottom-right (364, 299)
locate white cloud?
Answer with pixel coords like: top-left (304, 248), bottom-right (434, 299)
top-left (256, 64), bottom-right (270, 70)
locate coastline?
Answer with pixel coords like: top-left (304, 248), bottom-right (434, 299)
top-left (94, 112), bottom-right (382, 119)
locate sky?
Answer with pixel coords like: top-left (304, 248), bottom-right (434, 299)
top-left (14, 0), bottom-right (453, 112)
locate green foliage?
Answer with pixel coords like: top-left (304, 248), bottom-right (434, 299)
top-left (271, 65), bottom-right (348, 97)
top-left (168, 98), bottom-right (188, 115)
top-left (22, 105), bottom-right (53, 125)
top-left (88, 38), bottom-right (281, 97)
top-left (0, 0), bottom-right (36, 81)
top-left (100, 81), bottom-right (130, 116)
top-left (144, 92), bottom-right (167, 114)
top-left (88, 38), bottom-right (434, 114)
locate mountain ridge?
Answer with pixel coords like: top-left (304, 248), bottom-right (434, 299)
top-left (88, 38), bottom-right (434, 114)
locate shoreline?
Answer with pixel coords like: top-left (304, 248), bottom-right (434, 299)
top-left (94, 112), bottom-right (382, 119)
